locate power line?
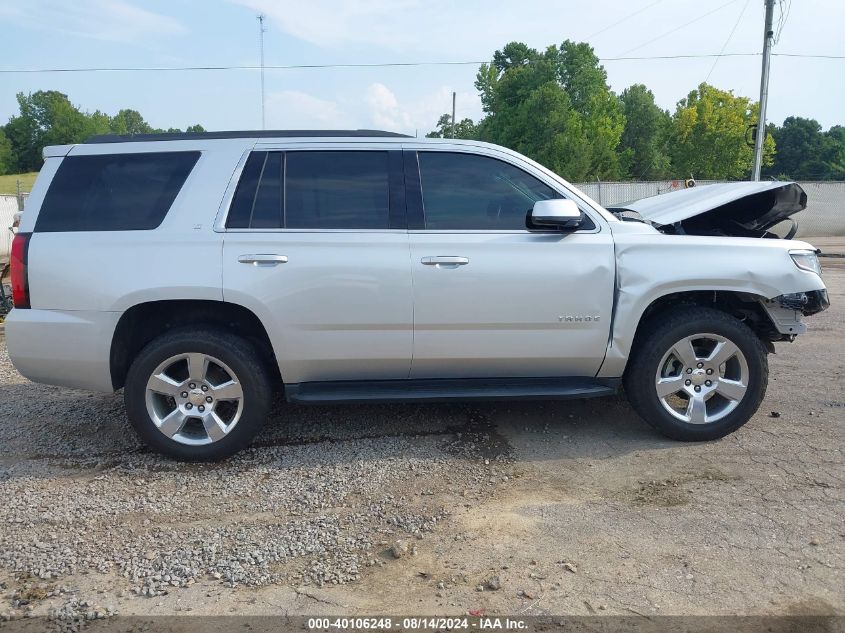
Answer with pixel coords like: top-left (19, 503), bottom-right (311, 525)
top-left (585, 0), bottom-right (665, 40)
top-left (705, 0), bottom-right (751, 83)
top-left (618, 0), bottom-right (740, 56)
top-left (774, 53), bottom-right (845, 59)
top-left (603, 52), bottom-right (757, 61)
top-left (774, 0), bottom-right (792, 44)
top-left (0, 61), bottom-right (491, 73)
top-left (0, 52), bottom-right (842, 75)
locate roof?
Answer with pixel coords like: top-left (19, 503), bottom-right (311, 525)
top-left (84, 129), bottom-right (412, 144)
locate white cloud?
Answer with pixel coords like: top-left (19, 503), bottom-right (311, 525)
top-left (261, 83), bottom-right (481, 136)
top-left (265, 90), bottom-right (354, 129)
top-left (365, 83), bottom-right (409, 130)
top-left (364, 83), bottom-right (482, 135)
top-left (229, 0), bottom-right (587, 56)
top-left (231, 0), bottom-right (422, 50)
top-left (0, 0), bottom-right (185, 43)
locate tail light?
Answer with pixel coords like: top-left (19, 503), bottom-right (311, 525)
top-left (10, 232), bottom-right (31, 309)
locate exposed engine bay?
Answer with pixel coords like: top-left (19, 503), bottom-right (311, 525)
top-left (608, 181), bottom-right (807, 239)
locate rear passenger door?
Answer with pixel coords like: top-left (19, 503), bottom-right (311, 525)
top-left (221, 148), bottom-right (413, 385)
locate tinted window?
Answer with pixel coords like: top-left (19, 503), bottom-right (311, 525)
top-left (36, 152), bottom-right (199, 232)
top-left (251, 152), bottom-right (283, 229)
top-left (285, 151), bottom-right (389, 229)
top-left (418, 152), bottom-right (559, 230)
top-left (226, 151), bottom-right (391, 230)
top-left (226, 151), bottom-right (266, 229)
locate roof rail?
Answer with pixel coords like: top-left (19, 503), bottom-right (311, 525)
top-left (84, 129), bottom-right (412, 144)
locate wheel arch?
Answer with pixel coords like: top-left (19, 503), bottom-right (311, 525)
top-left (110, 299), bottom-right (281, 390)
top-left (629, 290), bottom-right (778, 359)
top-left (599, 288), bottom-right (778, 378)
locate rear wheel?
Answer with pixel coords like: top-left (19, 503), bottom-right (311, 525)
top-left (624, 307), bottom-right (768, 441)
top-left (124, 327), bottom-right (272, 460)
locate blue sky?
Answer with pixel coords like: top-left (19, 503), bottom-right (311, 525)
top-left (1, 0), bottom-right (843, 135)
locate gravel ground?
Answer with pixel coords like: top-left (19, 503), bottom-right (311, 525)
top-left (0, 265), bottom-right (842, 627)
top-left (0, 348), bottom-right (512, 625)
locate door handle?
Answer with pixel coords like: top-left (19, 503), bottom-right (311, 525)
top-left (238, 254), bottom-right (288, 266)
top-left (421, 256), bottom-right (469, 266)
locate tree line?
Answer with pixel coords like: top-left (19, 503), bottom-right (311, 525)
top-left (0, 90), bottom-right (205, 174)
top-left (1, 41), bottom-right (843, 182)
top-left (427, 41), bottom-right (845, 182)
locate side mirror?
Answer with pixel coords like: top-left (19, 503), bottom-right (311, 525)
top-left (528, 199), bottom-right (582, 230)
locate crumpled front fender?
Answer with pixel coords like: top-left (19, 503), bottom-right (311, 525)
top-left (597, 227), bottom-right (827, 378)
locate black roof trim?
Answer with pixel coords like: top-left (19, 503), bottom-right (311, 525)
top-left (84, 129), bottom-right (411, 144)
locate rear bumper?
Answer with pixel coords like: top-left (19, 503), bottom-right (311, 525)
top-left (5, 309), bottom-right (119, 392)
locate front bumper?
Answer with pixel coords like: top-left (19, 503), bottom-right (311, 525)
top-left (777, 289), bottom-right (830, 316)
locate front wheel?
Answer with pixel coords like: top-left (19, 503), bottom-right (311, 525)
top-left (624, 307), bottom-right (769, 441)
top-left (124, 327), bottom-right (272, 460)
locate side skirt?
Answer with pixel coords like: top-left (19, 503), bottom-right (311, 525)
top-left (285, 377), bottom-right (621, 405)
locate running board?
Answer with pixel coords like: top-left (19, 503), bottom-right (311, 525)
top-left (285, 377), bottom-right (620, 404)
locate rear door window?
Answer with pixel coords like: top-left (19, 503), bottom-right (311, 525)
top-left (226, 150), bottom-right (391, 230)
top-left (285, 151), bottom-right (389, 229)
top-left (35, 151), bottom-right (200, 232)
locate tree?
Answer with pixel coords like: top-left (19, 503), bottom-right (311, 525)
top-left (766, 117), bottom-right (826, 179)
top-left (425, 114), bottom-right (477, 139)
top-left (670, 83), bottom-right (774, 180)
top-left (110, 109), bottom-right (154, 135)
top-left (551, 41), bottom-right (625, 178)
top-left (618, 84), bottom-right (672, 179)
top-left (0, 128), bottom-right (13, 175)
top-left (4, 91), bottom-right (77, 171)
top-left (462, 40), bottom-right (625, 181)
top-left (3, 91), bottom-right (111, 171)
top-left (765, 118), bottom-right (845, 180)
top-left (185, 124), bottom-right (206, 133)
top-left (0, 91), bottom-right (206, 172)
top-left (822, 125), bottom-right (845, 180)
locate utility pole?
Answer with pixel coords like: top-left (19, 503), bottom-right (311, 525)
top-left (451, 91), bottom-right (456, 138)
top-left (752, 0), bottom-right (775, 181)
top-left (257, 14), bottom-right (267, 130)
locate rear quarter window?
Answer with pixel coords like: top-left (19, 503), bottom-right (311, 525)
top-left (35, 151), bottom-right (200, 232)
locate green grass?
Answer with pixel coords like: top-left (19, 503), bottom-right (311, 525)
top-left (0, 172), bottom-right (38, 195)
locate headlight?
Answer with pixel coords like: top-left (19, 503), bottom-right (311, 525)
top-left (790, 249), bottom-right (822, 276)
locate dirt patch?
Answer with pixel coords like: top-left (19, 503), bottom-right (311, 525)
top-left (629, 469), bottom-right (735, 507)
top-left (440, 407), bottom-right (515, 462)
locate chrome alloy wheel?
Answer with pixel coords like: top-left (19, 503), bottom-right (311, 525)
top-left (144, 353), bottom-right (244, 445)
top-left (655, 333), bottom-right (749, 425)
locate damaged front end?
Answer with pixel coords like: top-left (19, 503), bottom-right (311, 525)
top-left (774, 289), bottom-right (830, 316)
top-left (758, 290), bottom-right (830, 341)
top-left (608, 181), bottom-right (807, 238)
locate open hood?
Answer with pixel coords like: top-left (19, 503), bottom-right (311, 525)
top-left (607, 181), bottom-right (807, 238)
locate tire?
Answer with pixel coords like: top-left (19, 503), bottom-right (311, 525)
top-left (124, 327), bottom-right (272, 461)
top-left (624, 306), bottom-right (768, 441)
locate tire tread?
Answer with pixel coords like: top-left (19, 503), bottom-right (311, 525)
top-left (624, 306), bottom-right (768, 441)
top-left (124, 326), bottom-right (272, 461)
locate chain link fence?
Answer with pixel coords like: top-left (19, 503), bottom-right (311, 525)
top-left (576, 180), bottom-right (845, 238)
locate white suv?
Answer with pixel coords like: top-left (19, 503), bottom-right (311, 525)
top-left (6, 131), bottom-right (829, 460)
